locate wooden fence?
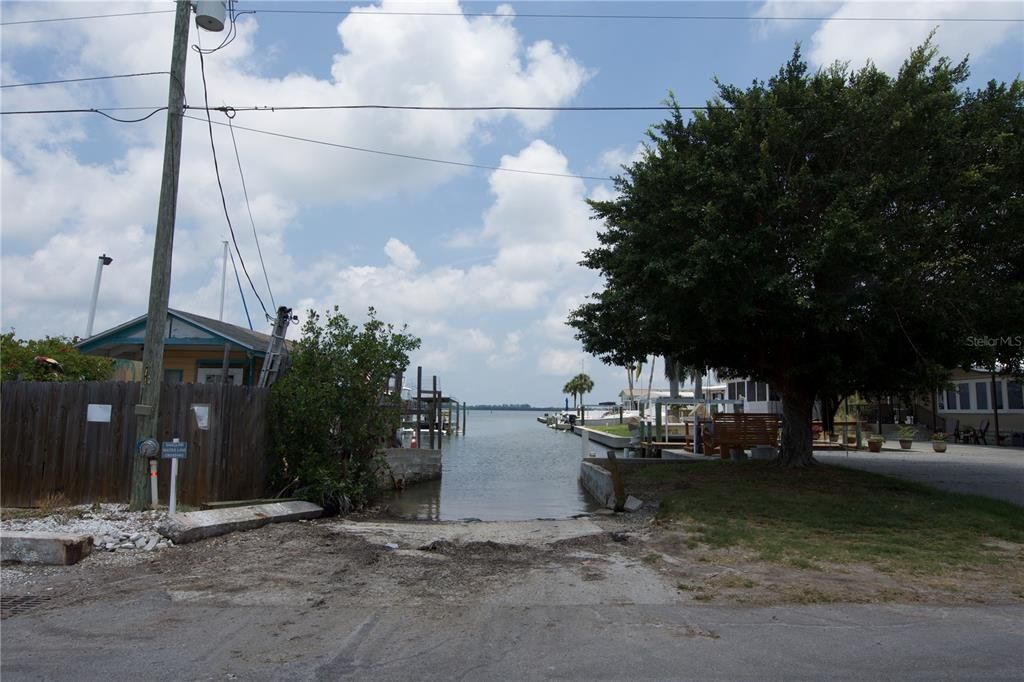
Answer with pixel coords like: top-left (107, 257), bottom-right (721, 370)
top-left (1, 381), bottom-right (273, 508)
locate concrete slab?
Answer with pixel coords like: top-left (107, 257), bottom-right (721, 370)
top-left (329, 518), bottom-right (605, 548)
top-left (817, 443), bottom-right (1024, 507)
top-left (1, 531), bottom-right (94, 565)
top-left (157, 501), bottom-right (323, 544)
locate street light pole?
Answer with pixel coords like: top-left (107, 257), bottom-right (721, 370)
top-left (85, 254), bottom-right (113, 338)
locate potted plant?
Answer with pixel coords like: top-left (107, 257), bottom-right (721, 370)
top-left (931, 432), bottom-right (948, 453)
top-left (867, 434), bottom-right (885, 452)
top-left (897, 425), bottom-right (917, 450)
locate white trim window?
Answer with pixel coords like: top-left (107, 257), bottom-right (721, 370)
top-left (196, 367), bottom-right (243, 385)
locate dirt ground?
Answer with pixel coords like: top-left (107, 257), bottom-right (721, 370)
top-left (4, 505), bottom-right (1022, 617)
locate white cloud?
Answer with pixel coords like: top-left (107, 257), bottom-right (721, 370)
top-left (0, 1), bottom-right (589, 339)
top-left (757, 1), bottom-right (1022, 73)
top-left (538, 347), bottom-right (583, 376)
top-left (384, 238), bottom-right (420, 271)
top-left (595, 143), bottom-right (644, 174)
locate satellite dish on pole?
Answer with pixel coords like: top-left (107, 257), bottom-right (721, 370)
top-left (195, 1), bottom-right (227, 32)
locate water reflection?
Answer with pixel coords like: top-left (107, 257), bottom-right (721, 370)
top-left (383, 411), bottom-right (602, 521)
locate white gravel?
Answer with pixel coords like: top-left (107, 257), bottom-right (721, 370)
top-left (1, 503), bottom-right (174, 553)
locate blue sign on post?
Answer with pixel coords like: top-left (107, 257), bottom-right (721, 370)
top-left (161, 441), bottom-right (187, 460)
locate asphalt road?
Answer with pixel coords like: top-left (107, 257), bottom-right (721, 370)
top-left (816, 443), bottom-right (1024, 507)
top-left (2, 593), bottom-right (1022, 680)
top-left (3, 515), bottom-right (1023, 681)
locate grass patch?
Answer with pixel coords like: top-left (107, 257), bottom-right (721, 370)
top-left (590, 424), bottom-right (632, 437)
top-left (626, 460), bottom-right (1024, 576)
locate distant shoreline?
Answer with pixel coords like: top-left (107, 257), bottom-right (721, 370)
top-left (466, 406), bottom-right (563, 412)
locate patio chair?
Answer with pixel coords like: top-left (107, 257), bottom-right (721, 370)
top-left (976, 419), bottom-right (990, 446)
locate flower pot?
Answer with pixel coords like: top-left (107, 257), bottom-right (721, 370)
top-left (932, 441), bottom-right (947, 453)
top-left (899, 439), bottom-right (913, 450)
top-left (868, 440), bottom-right (883, 453)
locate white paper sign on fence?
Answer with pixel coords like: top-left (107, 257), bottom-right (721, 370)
top-left (86, 404), bottom-right (112, 423)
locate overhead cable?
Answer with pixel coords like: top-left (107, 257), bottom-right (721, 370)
top-left (251, 8), bottom-right (1024, 23)
top-left (226, 115), bottom-right (277, 310)
top-left (0, 72), bottom-right (170, 89)
top-left (0, 107), bottom-right (167, 123)
top-left (188, 103), bottom-right (677, 113)
top-left (0, 9), bottom-right (174, 26)
top-left (195, 44), bottom-right (271, 321)
top-left (181, 113), bottom-right (608, 181)
top-left (229, 247), bottom-right (254, 331)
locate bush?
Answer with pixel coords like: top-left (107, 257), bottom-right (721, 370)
top-left (269, 307), bottom-right (420, 512)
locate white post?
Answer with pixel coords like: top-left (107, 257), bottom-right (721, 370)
top-left (149, 458), bottom-right (159, 506)
top-left (169, 458), bottom-right (179, 516)
top-left (86, 254), bottom-right (112, 337)
top-left (582, 428), bottom-right (590, 458)
top-left (218, 240), bottom-right (228, 321)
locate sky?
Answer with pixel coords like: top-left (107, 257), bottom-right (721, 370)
top-left (1, 1), bottom-right (1022, 405)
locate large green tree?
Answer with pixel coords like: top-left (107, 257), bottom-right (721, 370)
top-left (571, 43), bottom-right (1023, 467)
top-left (269, 307), bottom-right (420, 510)
top-left (0, 333), bottom-right (113, 382)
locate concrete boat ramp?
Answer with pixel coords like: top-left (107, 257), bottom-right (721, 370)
top-left (330, 517), bottom-right (605, 548)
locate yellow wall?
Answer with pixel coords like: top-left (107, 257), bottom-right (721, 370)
top-left (162, 348), bottom-right (265, 384)
top-left (939, 368), bottom-right (1024, 433)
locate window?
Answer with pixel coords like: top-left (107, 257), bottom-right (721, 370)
top-left (1009, 382), bottom-right (1024, 410)
top-left (728, 382), bottom-right (737, 401)
top-left (957, 383), bottom-right (971, 410)
top-left (768, 385), bottom-right (779, 401)
top-left (164, 369), bottom-right (184, 384)
top-left (975, 382), bottom-right (988, 411)
top-left (756, 382), bottom-right (767, 402)
top-left (746, 380), bottom-right (756, 401)
top-left (736, 381), bottom-right (746, 399)
top-left (196, 367), bottom-right (243, 385)
top-left (994, 381), bottom-right (1004, 409)
top-left (945, 389), bottom-right (957, 410)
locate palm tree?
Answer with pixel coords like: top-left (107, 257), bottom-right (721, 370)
top-left (563, 373), bottom-right (595, 417)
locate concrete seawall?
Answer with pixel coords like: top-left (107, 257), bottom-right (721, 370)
top-left (571, 426), bottom-right (632, 450)
top-left (579, 457), bottom-right (706, 509)
top-left (380, 448), bottom-right (442, 487)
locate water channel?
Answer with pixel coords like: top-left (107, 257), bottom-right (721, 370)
top-left (384, 410), bottom-right (601, 521)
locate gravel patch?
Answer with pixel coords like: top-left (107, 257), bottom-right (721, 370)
top-left (1, 503), bottom-right (174, 554)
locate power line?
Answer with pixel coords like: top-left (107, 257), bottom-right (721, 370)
top-left (195, 44), bottom-right (271, 321)
top-left (0, 9), bottom-right (174, 26)
top-left (250, 8), bottom-right (1024, 23)
top-left (182, 114), bottom-right (607, 181)
top-left (1, 72), bottom-right (170, 89)
top-left (229, 246), bottom-right (254, 331)
top-left (189, 103), bottom-right (677, 113)
top-left (226, 116), bottom-right (277, 311)
top-left (0, 107), bottom-right (167, 123)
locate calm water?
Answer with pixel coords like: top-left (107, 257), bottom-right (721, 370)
top-left (384, 410), bottom-right (601, 521)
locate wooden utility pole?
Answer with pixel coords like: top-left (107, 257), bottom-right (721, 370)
top-left (131, 0), bottom-right (192, 510)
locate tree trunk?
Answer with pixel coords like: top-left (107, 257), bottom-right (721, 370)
top-left (778, 387), bottom-right (816, 467)
top-left (667, 357), bottom-right (679, 398)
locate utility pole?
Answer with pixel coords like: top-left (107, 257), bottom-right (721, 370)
top-left (130, 1), bottom-right (194, 510)
top-left (257, 306), bottom-right (294, 388)
top-left (219, 241), bottom-right (231, 383)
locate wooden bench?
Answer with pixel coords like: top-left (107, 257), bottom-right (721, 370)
top-left (702, 413), bottom-right (780, 459)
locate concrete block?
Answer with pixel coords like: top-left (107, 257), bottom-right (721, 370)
top-left (158, 501), bottom-right (323, 545)
top-left (1, 531), bottom-right (94, 565)
top-left (623, 496), bottom-right (643, 513)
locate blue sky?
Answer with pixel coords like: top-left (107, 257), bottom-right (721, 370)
top-left (2, 1), bottom-right (1022, 405)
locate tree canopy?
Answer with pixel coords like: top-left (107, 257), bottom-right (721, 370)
top-left (570, 42), bottom-right (1023, 466)
top-left (563, 372), bottom-right (595, 410)
top-left (269, 307), bottom-right (420, 510)
top-left (0, 333), bottom-right (113, 382)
